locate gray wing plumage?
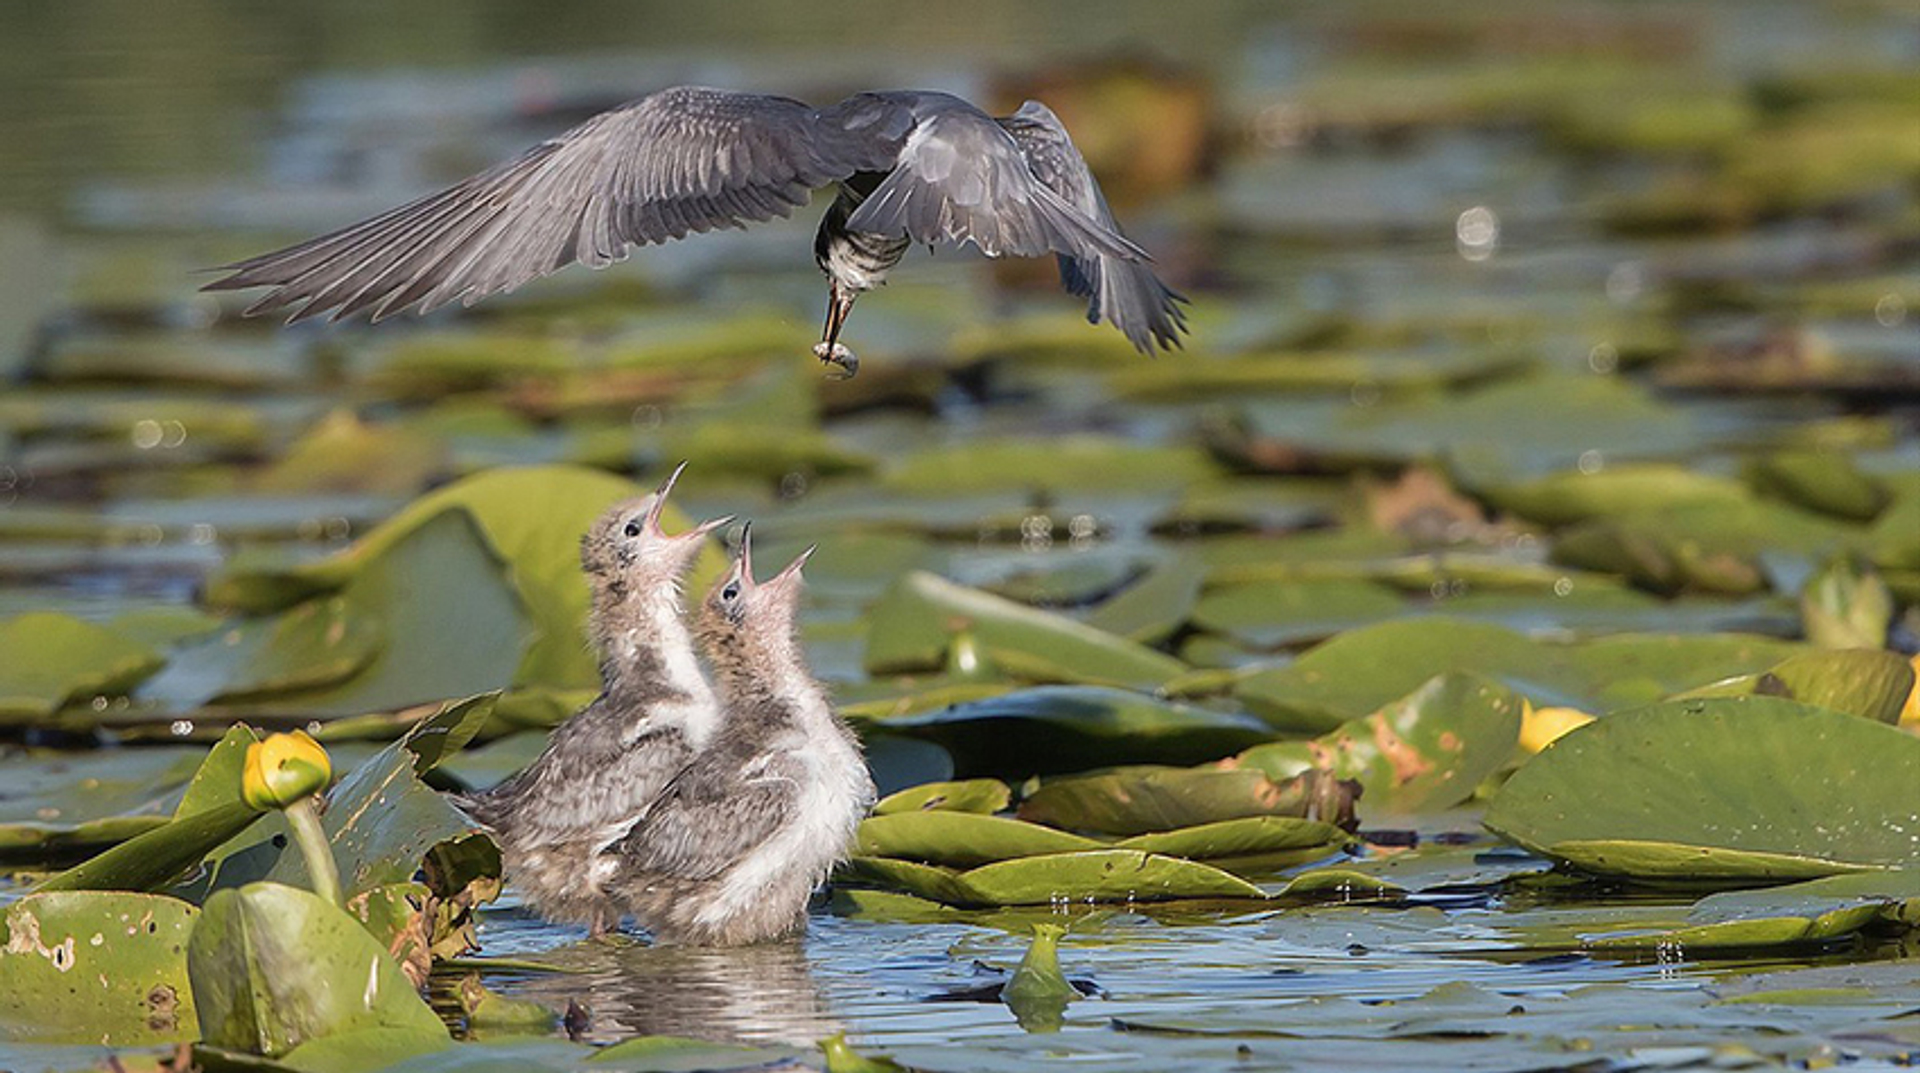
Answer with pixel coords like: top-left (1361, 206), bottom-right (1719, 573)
top-left (998, 101), bottom-right (1188, 353)
top-left (835, 93), bottom-right (1149, 267)
top-left (613, 753), bottom-right (803, 881)
top-left (464, 696), bottom-right (693, 847)
top-left (203, 86), bottom-right (860, 323)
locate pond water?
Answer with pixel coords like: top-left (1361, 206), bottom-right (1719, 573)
top-left (2, 1), bottom-right (1918, 1070)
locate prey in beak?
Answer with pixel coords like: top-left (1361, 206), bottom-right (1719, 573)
top-left (810, 283), bottom-right (859, 380)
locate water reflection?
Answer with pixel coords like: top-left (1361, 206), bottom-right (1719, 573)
top-left (503, 930), bottom-right (843, 1047)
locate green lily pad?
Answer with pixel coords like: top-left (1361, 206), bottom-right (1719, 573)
top-left (0, 891), bottom-right (198, 1045)
top-left (1234, 618), bottom-right (1804, 731)
top-left (236, 510), bottom-right (530, 718)
top-left (37, 726), bottom-right (266, 894)
top-left (1017, 767), bottom-right (1343, 836)
top-left (227, 705), bottom-right (496, 901)
top-left (960, 850), bottom-right (1269, 904)
top-left (205, 466), bottom-right (724, 695)
top-left (1589, 870), bottom-right (1920, 950)
top-left (1192, 578), bottom-right (1406, 650)
top-left (1678, 647), bottom-right (1914, 724)
top-left (845, 847), bottom-right (1269, 907)
top-left (1234, 618), bottom-right (1556, 732)
top-left (1112, 816), bottom-right (1349, 859)
top-left (1084, 558), bottom-right (1208, 646)
top-left (841, 857), bottom-right (988, 907)
top-left (0, 747), bottom-right (206, 857)
top-left (455, 974), bottom-right (557, 1037)
top-left (188, 881), bottom-right (447, 1057)
top-left (872, 685), bottom-right (1272, 775)
top-left (1552, 498), bottom-right (1854, 595)
top-left (1235, 674), bottom-right (1523, 814)
top-left (1485, 696), bottom-right (1920, 880)
top-left (0, 612), bottom-right (163, 722)
top-left (1749, 450), bottom-right (1890, 521)
top-left (136, 596), bottom-right (380, 710)
top-left (855, 812), bottom-right (1100, 868)
top-left (882, 436), bottom-right (1213, 496)
top-left (1481, 463), bottom-right (1751, 527)
top-left (864, 571), bottom-right (1188, 689)
top-left (871, 779), bottom-right (1012, 816)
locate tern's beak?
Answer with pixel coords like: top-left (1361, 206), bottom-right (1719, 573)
top-left (643, 460), bottom-right (731, 541)
top-left (765, 544), bottom-right (816, 595)
top-left (822, 285), bottom-right (856, 349)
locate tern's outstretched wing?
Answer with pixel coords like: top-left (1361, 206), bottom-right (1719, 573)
top-left (831, 92), bottom-right (1149, 268)
top-left (203, 86), bottom-right (862, 323)
top-left (998, 101), bottom-right (1188, 353)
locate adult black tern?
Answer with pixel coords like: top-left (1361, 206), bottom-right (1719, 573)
top-left (205, 87), bottom-right (1188, 375)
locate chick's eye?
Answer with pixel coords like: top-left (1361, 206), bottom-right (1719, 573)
top-left (623, 521), bottom-right (643, 538)
top-left (721, 583), bottom-right (741, 601)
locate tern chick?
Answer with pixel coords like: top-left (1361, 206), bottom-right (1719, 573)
top-left (609, 526), bottom-right (874, 945)
top-left (459, 463), bottom-right (728, 935)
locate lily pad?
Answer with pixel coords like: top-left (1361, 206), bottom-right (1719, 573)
top-left (1677, 647), bottom-right (1914, 724)
top-left (1191, 579), bottom-right (1406, 650)
top-left (872, 685), bottom-right (1272, 775)
top-left (0, 612), bottom-right (163, 722)
top-left (37, 726), bottom-right (266, 894)
top-left (864, 571), bottom-right (1188, 689)
top-left (1112, 816), bottom-right (1349, 859)
top-left (0, 747), bottom-right (206, 857)
top-left (1588, 871), bottom-right (1920, 950)
top-left (136, 596), bottom-right (380, 711)
top-left (1235, 674), bottom-right (1523, 814)
top-left (0, 891), bottom-right (198, 1045)
top-left (961, 850), bottom-right (1269, 905)
top-left (233, 510), bottom-right (530, 718)
top-left (1084, 558), bottom-right (1208, 646)
top-left (1485, 696), bottom-right (1920, 880)
top-left (1481, 463), bottom-right (1750, 527)
top-left (1233, 618), bottom-right (1557, 732)
top-left (846, 849), bottom-right (1269, 907)
top-left (855, 813), bottom-right (1100, 868)
top-left (205, 465), bottom-right (723, 695)
top-left (871, 779), bottom-right (1012, 816)
top-left (188, 881), bottom-right (447, 1057)
top-left (1018, 767), bottom-right (1346, 836)
top-left (212, 699), bottom-right (497, 901)
top-left (882, 436), bottom-right (1213, 496)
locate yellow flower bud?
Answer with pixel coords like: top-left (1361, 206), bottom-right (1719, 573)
top-left (242, 730), bottom-right (332, 811)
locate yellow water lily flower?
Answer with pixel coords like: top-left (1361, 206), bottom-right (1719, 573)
top-left (242, 729), bottom-right (333, 811)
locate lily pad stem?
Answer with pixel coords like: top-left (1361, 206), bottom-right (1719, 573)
top-left (285, 795), bottom-right (342, 906)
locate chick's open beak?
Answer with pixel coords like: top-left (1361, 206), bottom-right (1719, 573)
top-left (642, 461), bottom-right (731, 541)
